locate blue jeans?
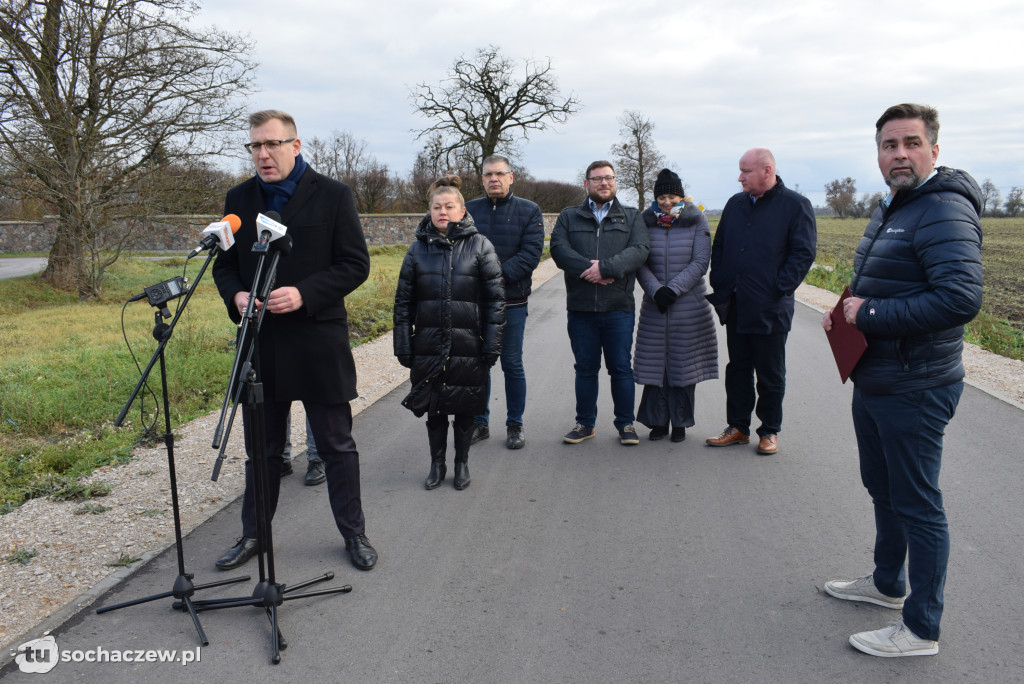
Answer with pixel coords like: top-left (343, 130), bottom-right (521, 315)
top-left (477, 303), bottom-right (528, 427)
top-left (566, 310), bottom-right (636, 430)
top-left (852, 382), bottom-right (963, 641)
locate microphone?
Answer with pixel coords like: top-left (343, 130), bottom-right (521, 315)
top-left (188, 214), bottom-right (241, 258)
top-left (256, 211), bottom-right (288, 244)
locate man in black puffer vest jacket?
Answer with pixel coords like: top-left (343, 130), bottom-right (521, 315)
top-left (822, 103), bottom-right (983, 658)
top-left (465, 155), bottom-right (545, 450)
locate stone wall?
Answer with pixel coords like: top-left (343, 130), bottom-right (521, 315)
top-left (0, 213), bottom-right (559, 253)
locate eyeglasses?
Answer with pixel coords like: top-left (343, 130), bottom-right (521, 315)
top-left (587, 175), bottom-right (616, 184)
top-left (244, 138), bottom-right (295, 154)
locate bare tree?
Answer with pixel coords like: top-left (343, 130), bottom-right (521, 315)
top-left (980, 179), bottom-right (1001, 216)
top-left (0, 0), bottom-right (256, 298)
top-left (853, 191), bottom-right (886, 218)
top-left (1004, 187), bottom-right (1023, 217)
top-left (410, 45), bottom-right (581, 177)
top-left (824, 177), bottom-right (858, 218)
top-left (610, 111), bottom-right (666, 209)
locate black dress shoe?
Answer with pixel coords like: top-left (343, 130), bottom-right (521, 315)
top-left (671, 427), bottom-right (686, 442)
top-left (280, 460), bottom-right (294, 476)
top-left (649, 425), bottom-right (669, 441)
top-left (304, 460), bottom-right (326, 486)
top-left (345, 534), bottom-right (377, 570)
top-left (215, 537), bottom-right (258, 570)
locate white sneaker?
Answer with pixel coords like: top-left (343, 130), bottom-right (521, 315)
top-left (849, 620), bottom-right (938, 657)
top-left (825, 575), bottom-right (905, 609)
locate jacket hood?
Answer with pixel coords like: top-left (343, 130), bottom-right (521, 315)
top-left (415, 212), bottom-right (479, 242)
top-left (894, 166), bottom-right (983, 216)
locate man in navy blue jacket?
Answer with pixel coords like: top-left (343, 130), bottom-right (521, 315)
top-left (706, 148), bottom-right (816, 455)
top-left (822, 103), bottom-right (982, 658)
top-left (465, 155), bottom-right (545, 449)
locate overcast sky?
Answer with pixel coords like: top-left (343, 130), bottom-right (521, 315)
top-left (197, 0), bottom-right (1024, 210)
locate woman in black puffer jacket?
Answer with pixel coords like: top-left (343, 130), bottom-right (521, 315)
top-left (394, 175), bottom-right (505, 490)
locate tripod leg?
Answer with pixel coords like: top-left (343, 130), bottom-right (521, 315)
top-left (181, 595), bottom-right (210, 647)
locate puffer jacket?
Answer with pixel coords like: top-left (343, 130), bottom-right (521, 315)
top-left (465, 191), bottom-right (545, 305)
top-left (393, 213), bottom-right (505, 416)
top-left (633, 203), bottom-right (719, 387)
top-left (850, 166), bottom-right (983, 394)
top-left (550, 199), bottom-right (650, 312)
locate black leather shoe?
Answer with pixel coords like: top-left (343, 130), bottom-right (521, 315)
top-left (469, 423), bottom-right (489, 445)
top-left (453, 462), bottom-right (471, 490)
top-left (424, 461), bottom-right (446, 490)
top-left (215, 537), bottom-right (258, 570)
top-left (304, 460), bottom-right (326, 486)
top-left (345, 534), bottom-right (377, 571)
top-left (280, 460), bottom-right (294, 476)
top-left (649, 426), bottom-right (669, 441)
top-left (671, 427), bottom-right (686, 442)
top-left (506, 424), bottom-right (525, 449)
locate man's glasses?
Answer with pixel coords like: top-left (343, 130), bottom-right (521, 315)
top-left (244, 138), bottom-right (295, 154)
top-left (588, 175), bottom-right (616, 184)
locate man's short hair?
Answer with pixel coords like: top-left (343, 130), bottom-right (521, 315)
top-left (482, 155), bottom-right (512, 171)
top-left (248, 110), bottom-right (298, 135)
top-left (875, 103), bottom-right (939, 147)
top-left (585, 160), bottom-right (615, 179)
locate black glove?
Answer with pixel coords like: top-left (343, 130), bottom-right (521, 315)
top-left (484, 354), bottom-right (499, 368)
top-left (397, 355), bottom-right (413, 368)
top-left (654, 286), bottom-right (677, 313)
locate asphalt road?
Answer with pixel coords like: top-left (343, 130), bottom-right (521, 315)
top-left (3, 273), bottom-right (1022, 682)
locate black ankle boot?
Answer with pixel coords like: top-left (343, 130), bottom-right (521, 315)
top-left (425, 417), bottom-right (449, 489)
top-left (452, 419), bottom-right (473, 490)
top-left (453, 461), bottom-right (470, 490)
top-left (425, 460), bottom-right (446, 490)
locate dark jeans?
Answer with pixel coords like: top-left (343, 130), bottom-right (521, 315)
top-left (724, 322), bottom-right (787, 437)
top-left (852, 382), bottom-right (962, 641)
top-left (241, 399), bottom-right (364, 540)
top-left (566, 309), bottom-right (636, 430)
top-left (477, 303), bottom-right (528, 427)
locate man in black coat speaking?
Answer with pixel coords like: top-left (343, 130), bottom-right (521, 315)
top-left (211, 110), bottom-right (377, 572)
top-left (705, 148), bottom-right (816, 456)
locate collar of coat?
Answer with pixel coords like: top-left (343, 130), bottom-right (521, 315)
top-left (415, 212), bottom-right (480, 243)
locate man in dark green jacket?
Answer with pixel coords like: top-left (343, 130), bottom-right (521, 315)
top-left (550, 160), bottom-right (650, 446)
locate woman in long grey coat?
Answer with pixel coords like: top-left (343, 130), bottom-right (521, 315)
top-left (633, 169), bottom-right (719, 441)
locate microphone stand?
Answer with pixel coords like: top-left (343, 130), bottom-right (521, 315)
top-left (189, 236), bottom-right (350, 665)
top-left (96, 247), bottom-right (250, 646)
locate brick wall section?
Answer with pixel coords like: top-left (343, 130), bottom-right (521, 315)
top-left (0, 213), bottom-right (558, 253)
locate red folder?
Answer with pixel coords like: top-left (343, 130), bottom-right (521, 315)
top-left (825, 286), bottom-right (868, 383)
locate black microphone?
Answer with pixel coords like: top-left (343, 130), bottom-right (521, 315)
top-left (272, 234), bottom-right (294, 255)
top-left (188, 214), bottom-right (241, 258)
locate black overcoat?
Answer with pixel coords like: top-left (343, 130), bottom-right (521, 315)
top-left (212, 168), bottom-right (370, 403)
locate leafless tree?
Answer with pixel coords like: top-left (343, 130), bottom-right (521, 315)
top-left (0, 0), bottom-right (256, 298)
top-left (980, 179), bottom-right (1001, 217)
top-left (1004, 187), bottom-right (1023, 217)
top-left (824, 177), bottom-right (858, 218)
top-left (410, 45), bottom-right (581, 178)
top-left (610, 111), bottom-right (665, 209)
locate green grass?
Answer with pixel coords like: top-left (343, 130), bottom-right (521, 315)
top-left (0, 246), bottom-right (407, 512)
top-left (806, 217), bottom-right (1024, 360)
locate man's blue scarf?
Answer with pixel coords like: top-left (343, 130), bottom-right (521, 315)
top-left (257, 153), bottom-right (307, 213)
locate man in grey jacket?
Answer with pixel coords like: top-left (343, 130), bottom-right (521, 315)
top-left (550, 160), bottom-right (650, 446)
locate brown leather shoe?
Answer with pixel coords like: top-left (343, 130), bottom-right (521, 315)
top-left (705, 427), bottom-right (750, 447)
top-left (757, 433), bottom-right (778, 455)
